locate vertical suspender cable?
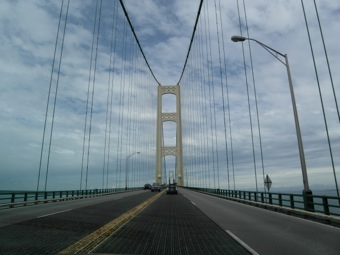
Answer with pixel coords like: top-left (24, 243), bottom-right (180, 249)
top-left (243, 0), bottom-right (265, 192)
top-left (103, 0), bottom-right (118, 189)
top-left (208, 0), bottom-right (220, 189)
top-left (44, 0), bottom-right (70, 192)
top-left (313, 0), bottom-right (340, 123)
top-left (218, 0), bottom-right (236, 190)
top-left (107, 2), bottom-right (119, 189)
top-left (192, 43), bottom-right (201, 187)
top-left (301, 0), bottom-right (339, 198)
top-left (85, 0), bottom-right (102, 190)
top-left (202, 8), bottom-right (212, 188)
top-left (202, 2), bottom-right (213, 188)
top-left (204, 0), bottom-right (219, 189)
top-left (80, 0), bottom-right (99, 190)
top-left (102, 50), bottom-right (111, 188)
top-left (213, 0), bottom-right (228, 189)
top-left (125, 30), bottom-right (132, 188)
top-left (196, 30), bottom-right (207, 188)
top-left (37, 0), bottom-right (65, 192)
top-left (118, 17), bottom-right (128, 188)
top-left (131, 43), bottom-right (138, 188)
top-left (236, 0), bottom-right (258, 191)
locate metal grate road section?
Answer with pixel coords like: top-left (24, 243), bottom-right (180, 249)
top-left (0, 191), bottom-right (157, 254)
top-left (94, 192), bottom-right (251, 255)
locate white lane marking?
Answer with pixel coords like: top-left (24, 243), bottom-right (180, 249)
top-left (191, 201), bottom-right (197, 206)
top-left (226, 230), bottom-right (260, 255)
top-left (37, 209), bottom-right (72, 219)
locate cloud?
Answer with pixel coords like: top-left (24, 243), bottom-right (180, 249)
top-left (0, 0), bottom-right (339, 194)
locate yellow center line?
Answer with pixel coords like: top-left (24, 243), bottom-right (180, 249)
top-left (58, 190), bottom-right (164, 254)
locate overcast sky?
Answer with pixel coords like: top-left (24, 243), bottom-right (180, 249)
top-left (0, 0), bottom-right (339, 193)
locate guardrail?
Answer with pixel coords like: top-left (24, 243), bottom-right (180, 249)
top-left (0, 187), bottom-right (142, 210)
top-left (186, 187), bottom-right (340, 218)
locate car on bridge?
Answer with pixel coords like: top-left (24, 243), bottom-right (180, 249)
top-left (144, 183), bottom-right (151, 190)
top-left (167, 183), bottom-right (178, 195)
top-left (151, 183), bottom-right (161, 192)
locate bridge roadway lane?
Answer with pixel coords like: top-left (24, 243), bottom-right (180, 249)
top-left (0, 189), bottom-right (252, 255)
top-left (1, 188), bottom-right (339, 254)
top-left (92, 189), bottom-right (251, 255)
top-left (0, 190), bottom-right (156, 254)
top-left (0, 190), bottom-right (151, 228)
top-left (180, 188), bottom-right (340, 255)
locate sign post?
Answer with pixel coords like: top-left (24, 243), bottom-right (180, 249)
top-left (264, 174), bottom-right (272, 192)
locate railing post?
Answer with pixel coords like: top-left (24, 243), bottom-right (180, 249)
top-left (303, 190), bottom-right (315, 212)
top-left (290, 194), bottom-right (295, 208)
top-left (278, 194), bottom-right (282, 206)
top-left (43, 192), bottom-right (47, 203)
top-left (322, 196), bottom-right (330, 215)
top-left (269, 193), bottom-right (272, 204)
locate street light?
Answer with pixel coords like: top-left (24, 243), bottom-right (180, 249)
top-left (231, 35), bottom-right (314, 211)
top-left (125, 152), bottom-right (140, 191)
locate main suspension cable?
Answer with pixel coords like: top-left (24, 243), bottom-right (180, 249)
top-left (119, 0), bottom-right (160, 85)
top-left (178, 0), bottom-right (204, 85)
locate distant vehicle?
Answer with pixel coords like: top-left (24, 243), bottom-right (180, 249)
top-left (144, 183), bottom-right (151, 190)
top-left (151, 183), bottom-right (161, 192)
top-left (167, 183), bottom-right (178, 195)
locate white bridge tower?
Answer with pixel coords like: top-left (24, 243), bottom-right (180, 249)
top-left (156, 85), bottom-right (183, 186)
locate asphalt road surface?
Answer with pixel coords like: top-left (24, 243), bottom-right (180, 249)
top-left (180, 188), bottom-right (340, 255)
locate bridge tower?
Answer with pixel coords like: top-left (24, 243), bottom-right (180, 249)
top-left (156, 85), bottom-right (183, 186)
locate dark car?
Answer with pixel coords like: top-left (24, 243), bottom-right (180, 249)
top-left (167, 184), bottom-right (178, 195)
top-left (144, 183), bottom-right (151, 190)
top-left (151, 183), bottom-right (161, 192)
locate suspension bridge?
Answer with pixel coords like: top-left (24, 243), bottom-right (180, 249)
top-left (1, 0), bottom-right (340, 254)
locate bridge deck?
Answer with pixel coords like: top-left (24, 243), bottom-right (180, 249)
top-left (0, 190), bottom-right (250, 255)
top-left (94, 191), bottom-right (250, 255)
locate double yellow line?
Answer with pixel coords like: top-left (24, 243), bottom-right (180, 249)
top-left (59, 190), bottom-right (164, 254)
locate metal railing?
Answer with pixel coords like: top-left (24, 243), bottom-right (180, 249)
top-left (0, 187), bottom-right (142, 210)
top-left (186, 187), bottom-right (340, 218)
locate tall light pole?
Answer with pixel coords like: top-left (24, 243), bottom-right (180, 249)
top-left (231, 35), bottom-right (314, 211)
top-left (125, 152), bottom-right (140, 191)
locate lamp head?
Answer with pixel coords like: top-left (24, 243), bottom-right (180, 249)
top-left (231, 35), bottom-right (247, 42)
